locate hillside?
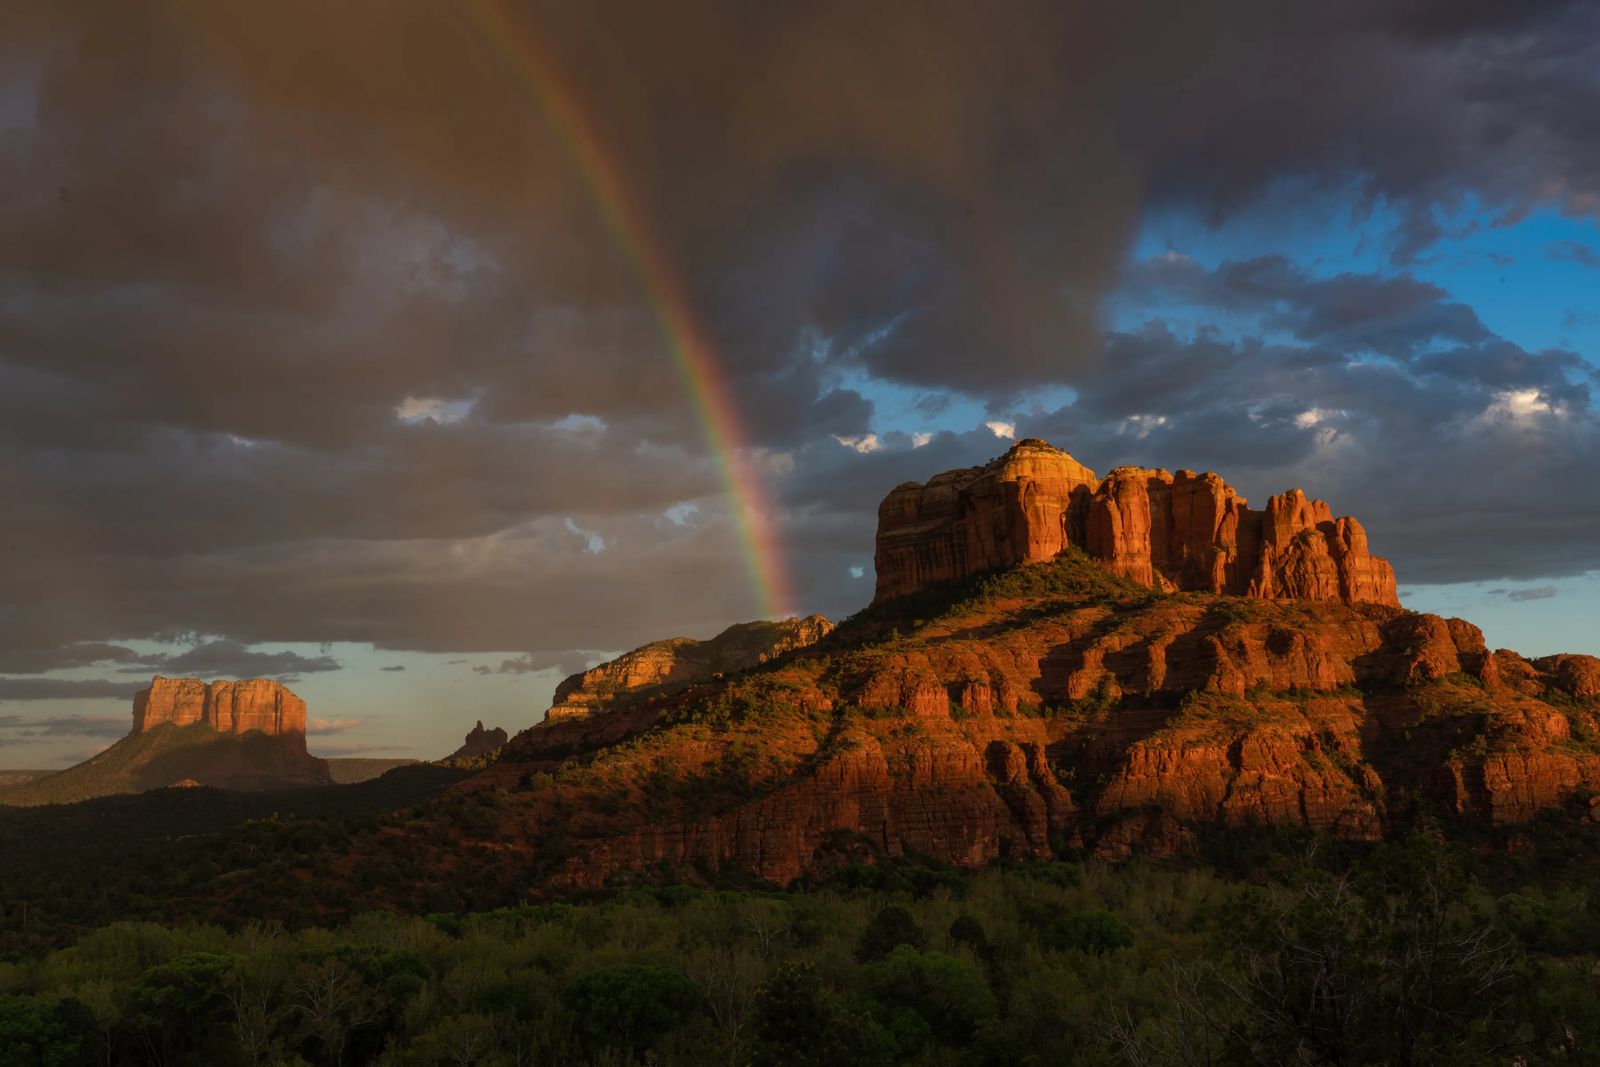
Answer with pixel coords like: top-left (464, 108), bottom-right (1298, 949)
top-left (0, 722), bottom-right (330, 806)
top-left (0, 770), bottom-right (51, 790)
top-left (0, 761), bottom-right (473, 948)
top-left (399, 549), bottom-right (1595, 898)
top-left (548, 614), bottom-right (834, 719)
top-left (0, 676), bottom-right (331, 806)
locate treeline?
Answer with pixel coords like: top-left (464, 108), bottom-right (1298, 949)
top-left (0, 766), bottom-right (477, 951)
top-left (3, 836), bottom-right (1599, 1066)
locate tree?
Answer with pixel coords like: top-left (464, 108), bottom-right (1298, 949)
top-left (1039, 910), bottom-right (1134, 956)
top-left (0, 994), bottom-right (96, 1067)
top-left (560, 964), bottom-right (701, 1057)
top-left (859, 946), bottom-right (997, 1049)
top-left (744, 963), bottom-right (894, 1067)
top-left (126, 952), bottom-right (239, 1065)
top-left (289, 957), bottom-right (383, 1066)
top-left (855, 905), bottom-right (925, 963)
top-left (949, 915), bottom-right (992, 959)
top-left (1225, 837), bottom-right (1527, 1066)
top-left (686, 944), bottom-right (764, 1066)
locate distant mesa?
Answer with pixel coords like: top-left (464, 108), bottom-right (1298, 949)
top-left (874, 437), bottom-right (1398, 607)
top-left (448, 720), bottom-right (509, 761)
top-left (0, 675), bottom-right (332, 806)
top-left (135, 674), bottom-right (310, 737)
top-left (546, 614), bottom-right (834, 721)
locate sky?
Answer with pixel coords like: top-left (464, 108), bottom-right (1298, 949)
top-left (2, 1), bottom-right (1599, 765)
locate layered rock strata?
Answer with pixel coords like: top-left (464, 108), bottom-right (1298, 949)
top-left (874, 438), bottom-right (1398, 608)
top-left (547, 614), bottom-right (834, 720)
top-left (134, 675), bottom-right (309, 738)
top-left (465, 590), bottom-right (1600, 890)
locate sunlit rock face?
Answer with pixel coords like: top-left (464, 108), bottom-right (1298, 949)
top-left (545, 615), bottom-right (835, 721)
top-left (874, 438), bottom-right (1398, 608)
top-left (133, 675), bottom-right (309, 740)
top-left (874, 438), bottom-right (1101, 602)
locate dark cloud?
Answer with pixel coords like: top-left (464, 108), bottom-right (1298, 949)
top-left (0, 713), bottom-right (127, 740)
top-left (135, 639), bottom-right (340, 680)
top-left (1, 1), bottom-right (1598, 676)
top-left (0, 642), bottom-right (139, 675)
top-left (379, 665), bottom-right (406, 672)
top-left (1123, 254), bottom-right (1489, 357)
top-left (1549, 241), bottom-right (1600, 269)
top-left (485, 651), bottom-right (610, 679)
top-left (1500, 586), bottom-right (1561, 602)
top-left (0, 679), bottom-right (139, 702)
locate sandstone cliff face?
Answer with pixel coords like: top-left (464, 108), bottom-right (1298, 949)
top-left (454, 556), bottom-right (1600, 889)
top-left (134, 675), bottom-right (309, 741)
top-left (875, 439), bottom-right (1398, 608)
top-left (1537, 654), bottom-right (1600, 699)
top-left (546, 614), bottom-right (834, 720)
top-left (874, 439), bottom-right (1099, 600)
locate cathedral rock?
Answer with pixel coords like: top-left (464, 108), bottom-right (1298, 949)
top-left (873, 438), bottom-right (1399, 608)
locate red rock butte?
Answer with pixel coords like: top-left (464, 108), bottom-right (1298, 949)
top-left (134, 675), bottom-right (309, 747)
top-left (874, 438), bottom-right (1399, 608)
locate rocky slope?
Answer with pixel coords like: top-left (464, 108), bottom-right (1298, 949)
top-left (445, 555), bottom-right (1598, 892)
top-left (546, 615), bottom-right (834, 720)
top-left (448, 721), bottom-right (509, 761)
top-left (0, 677), bottom-right (330, 805)
top-left (874, 438), bottom-right (1398, 607)
top-left (274, 438), bottom-right (1597, 904)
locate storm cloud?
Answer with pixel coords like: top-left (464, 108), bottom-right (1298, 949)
top-left (1, 0), bottom-right (1598, 686)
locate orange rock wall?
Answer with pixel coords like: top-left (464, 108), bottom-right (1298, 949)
top-left (465, 587), bottom-right (1600, 889)
top-left (874, 441), bottom-right (1099, 600)
top-left (133, 675), bottom-right (308, 747)
top-left (875, 440), bottom-right (1399, 608)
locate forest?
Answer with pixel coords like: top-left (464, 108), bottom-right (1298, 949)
top-left (4, 825), bottom-right (1600, 1066)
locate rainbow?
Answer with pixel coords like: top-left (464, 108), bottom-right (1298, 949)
top-left (466, 1), bottom-right (793, 620)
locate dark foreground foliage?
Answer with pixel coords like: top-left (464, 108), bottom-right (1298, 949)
top-left (0, 765), bottom-right (472, 947)
top-left (2, 833), bottom-right (1599, 1066)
